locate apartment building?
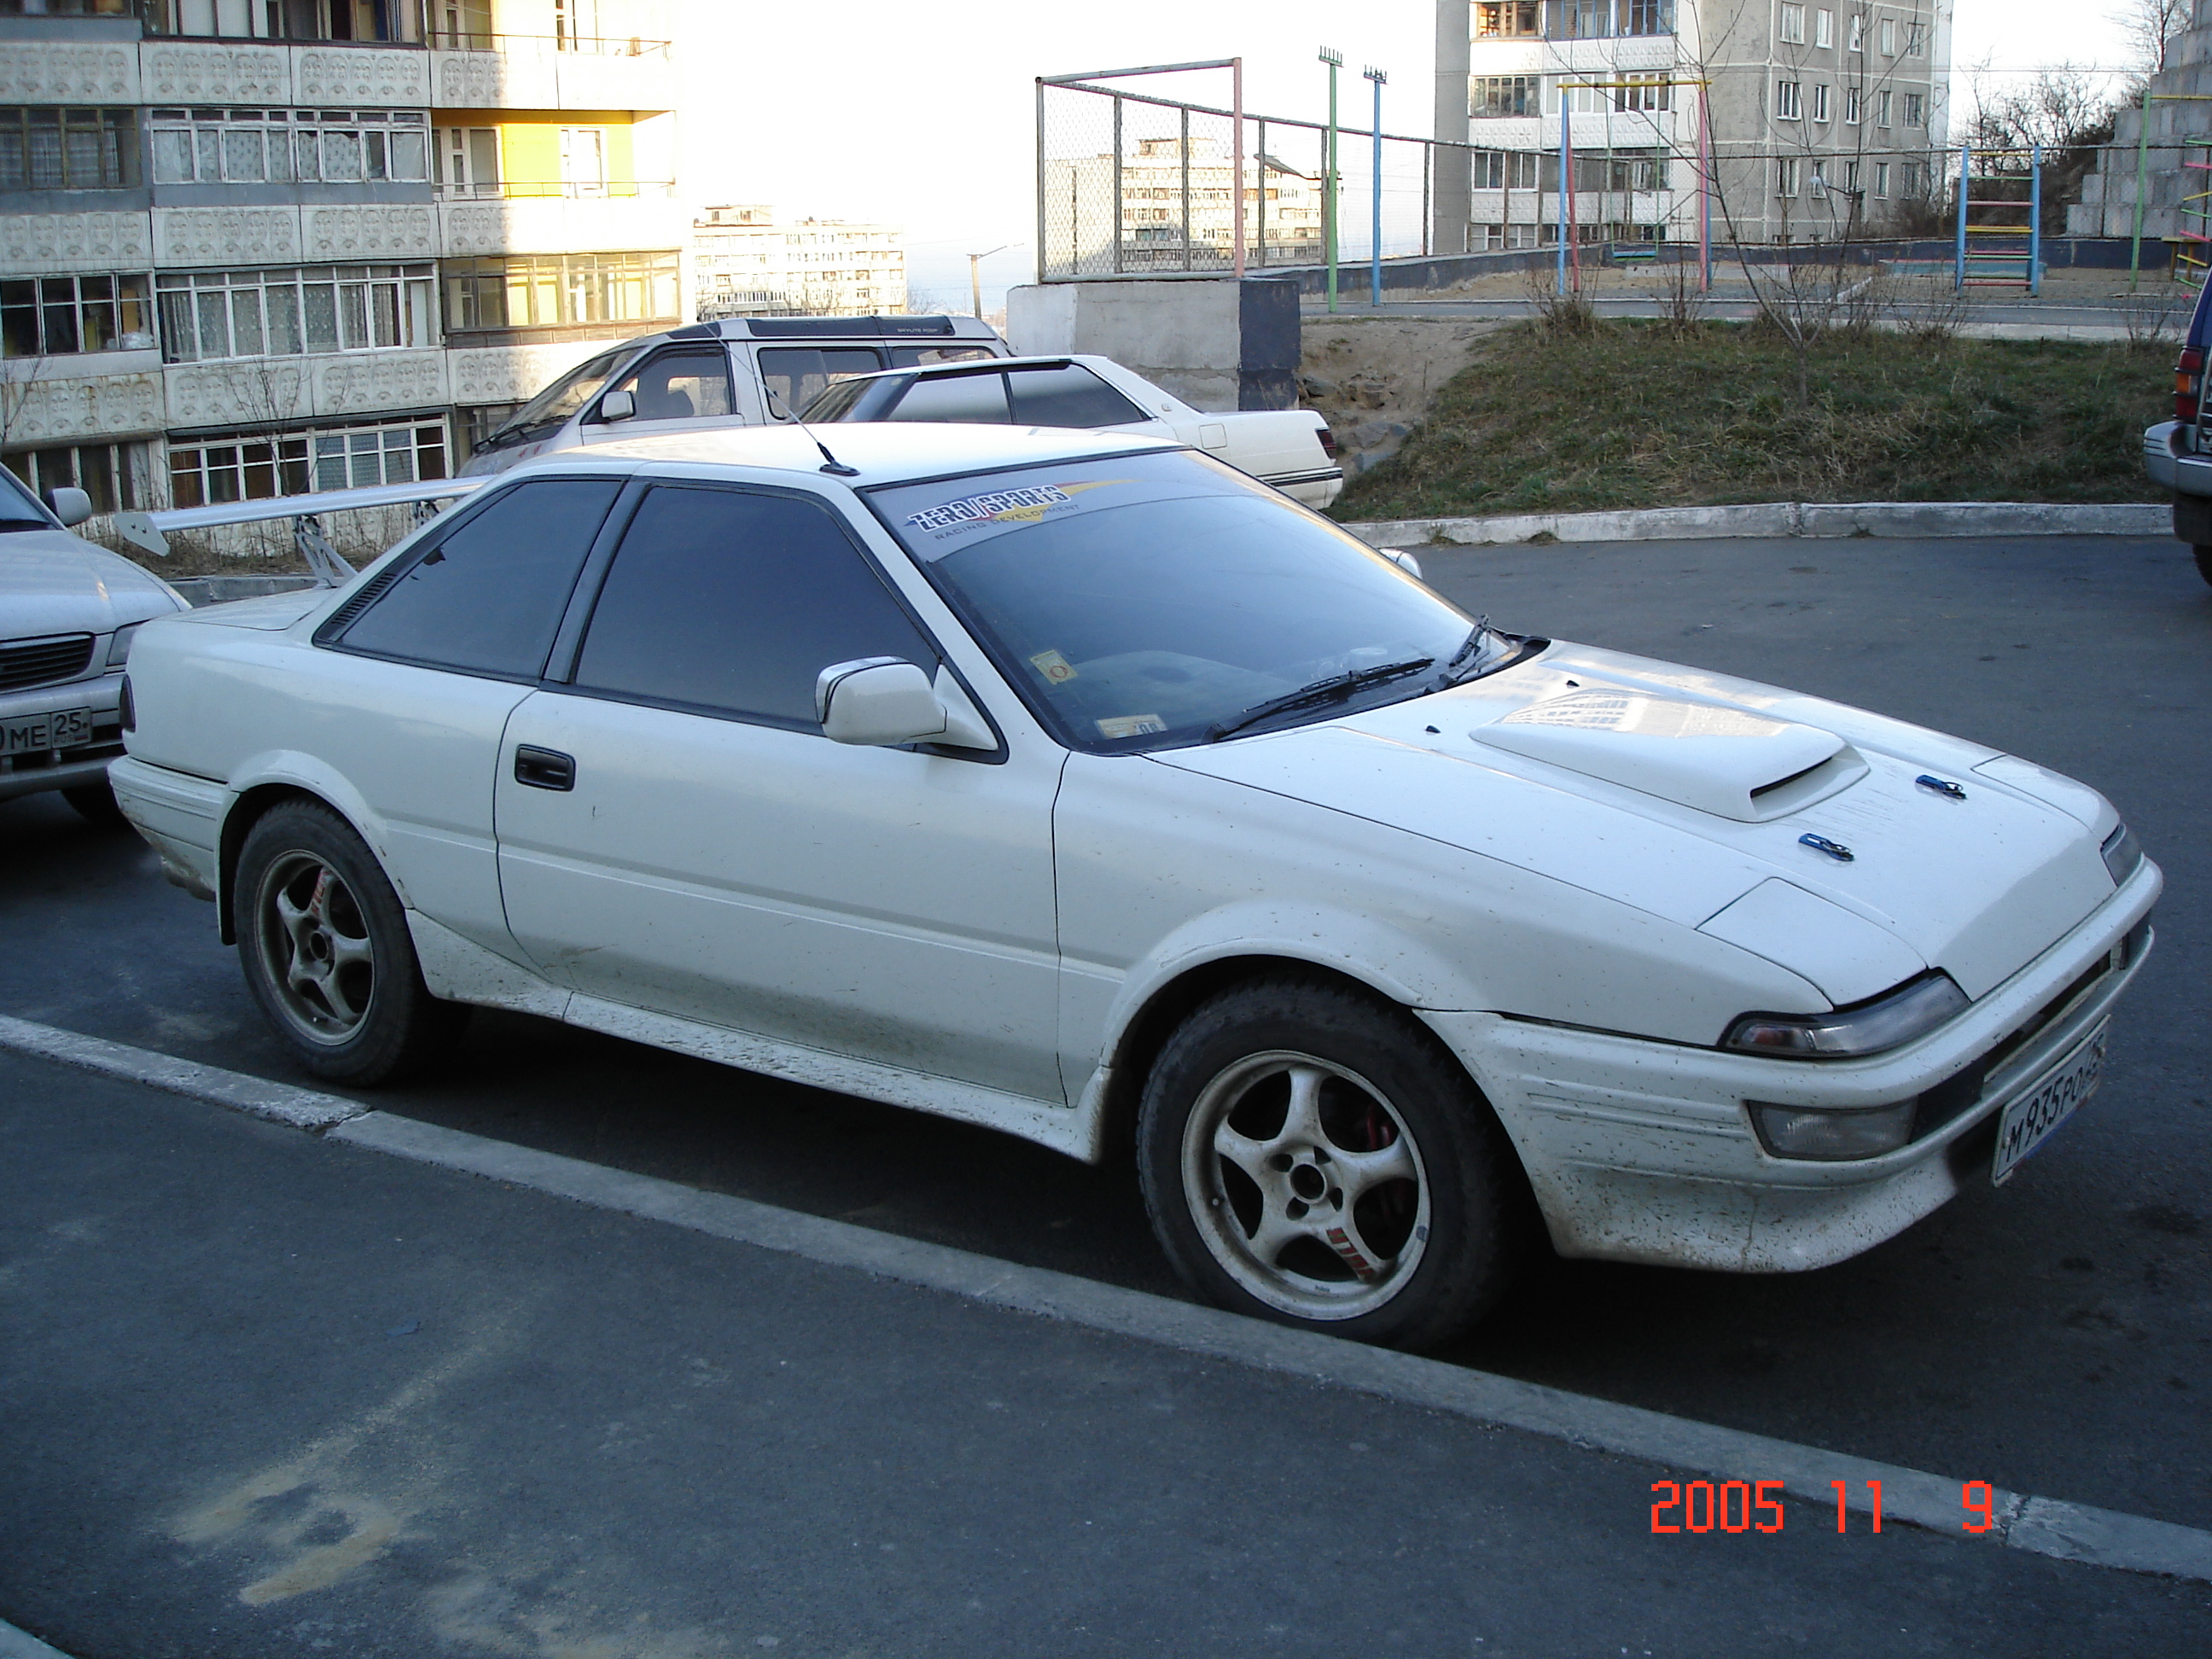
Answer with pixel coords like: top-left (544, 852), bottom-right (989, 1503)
top-left (0, 0), bottom-right (681, 523)
top-left (692, 204), bottom-right (906, 319)
top-left (1448, 0), bottom-right (1949, 250)
top-left (1040, 136), bottom-right (1324, 276)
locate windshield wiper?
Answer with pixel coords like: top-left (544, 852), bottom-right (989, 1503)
top-left (1207, 656), bottom-right (1435, 742)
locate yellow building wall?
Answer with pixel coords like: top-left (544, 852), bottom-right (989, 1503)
top-left (491, 112), bottom-right (640, 197)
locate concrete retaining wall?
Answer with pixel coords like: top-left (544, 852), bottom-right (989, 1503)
top-left (1346, 500), bottom-right (2172, 547)
top-left (1004, 277), bottom-right (1302, 410)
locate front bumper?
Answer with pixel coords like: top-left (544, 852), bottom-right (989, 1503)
top-left (1419, 857), bottom-right (2162, 1272)
top-left (0, 671), bottom-right (125, 804)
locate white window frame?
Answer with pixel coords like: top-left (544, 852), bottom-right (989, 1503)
top-left (1811, 84), bottom-right (1831, 122)
top-left (1879, 16), bottom-right (1895, 54)
top-left (154, 264), bottom-right (435, 365)
top-left (1904, 91), bottom-right (1924, 126)
top-left (1877, 89), bottom-right (1893, 127)
top-left (1848, 11), bottom-right (1863, 49)
top-left (1906, 20), bottom-right (1924, 55)
top-left (1843, 85), bottom-right (1861, 124)
top-left (148, 108), bottom-right (428, 186)
top-left (1780, 3), bottom-right (1807, 43)
top-left (1776, 79), bottom-right (1803, 120)
top-left (1810, 160), bottom-right (1828, 197)
top-left (1874, 160), bottom-right (1889, 196)
top-left (1778, 156), bottom-right (1802, 198)
top-left (1815, 8), bottom-right (1834, 47)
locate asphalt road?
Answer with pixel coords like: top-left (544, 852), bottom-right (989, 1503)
top-left (3, 532), bottom-right (2207, 1537)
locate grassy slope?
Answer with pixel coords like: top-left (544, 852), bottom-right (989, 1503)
top-left (1332, 320), bottom-right (2169, 522)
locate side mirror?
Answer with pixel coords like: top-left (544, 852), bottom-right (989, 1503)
top-left (1377, 546), bottom-right (1423, 579)
top-left (596, 388), bottom-right (637, 423)
top-left (816, 658), bottom-right (948, 747)
top-left (44, 486), bottom-right (93, 527)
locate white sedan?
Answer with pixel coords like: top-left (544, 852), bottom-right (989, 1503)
top-left (110, 426), bottom-right (2159, 1349)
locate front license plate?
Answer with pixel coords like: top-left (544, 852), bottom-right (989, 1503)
top-left (1992, 1021), bottom-right (2108, 1185)
top-left (0, 707), bottom-right (91, 758)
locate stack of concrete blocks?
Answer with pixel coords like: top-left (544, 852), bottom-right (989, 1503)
top-left (1004, 278), bottom-right (1302, 412)
top-left (2070, 1), bottom-right (2212, 238)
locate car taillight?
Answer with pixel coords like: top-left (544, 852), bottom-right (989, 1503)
top-left (1318, 426), bottom-right (1337, 458)
top-left (2176, 346), bottom-right (2204, 423)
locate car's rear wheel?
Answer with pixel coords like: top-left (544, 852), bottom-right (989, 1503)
top-left (62, 783), bottom-right (128, 828)
top-left (2194, 544), bottom-right (2212, 588)
top-left (233, 800), bottom-right (463, 1084)
top-left (1136, 975), bottom-right (1527, 1352)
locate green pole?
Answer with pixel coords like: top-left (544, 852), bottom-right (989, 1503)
top-left (2133, 99), bottom-right (2153, 292)
top-left (1322, 46), bottom-right (1342, 312)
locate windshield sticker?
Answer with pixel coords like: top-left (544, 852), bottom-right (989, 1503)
top-left (1028, 649), bottom-right (1078, 684)
top-left (902, 479), bottom-right (1129, 538)
top-left (1097, 713), bottom-right (1167, 739)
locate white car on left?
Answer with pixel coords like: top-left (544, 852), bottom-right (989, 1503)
top-left (0, 471), bottom-right (187, 824)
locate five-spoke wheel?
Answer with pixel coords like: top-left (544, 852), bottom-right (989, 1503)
top-left (1139, 975), bottom-right (1527, 1350)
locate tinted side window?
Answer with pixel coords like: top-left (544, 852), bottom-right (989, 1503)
top-left (889, 345), bottom-right (997, 367)
top-left (1006, 364), bottom-right (1148, 428)
top-left (888, 373), bottom-right (1011, 425)
top-left (572, 486), bottom-right (935, 729)
top-left (338, 479), bottom-right (621, 678)
top-left (599, 345), bottom-right (733, 422)
top-left (757, 347), bottom-right (884, 415)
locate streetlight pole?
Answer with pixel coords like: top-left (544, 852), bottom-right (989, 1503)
top-left (968, 245), bottom-right (1009, 319)
top-left (1364, 65), bottom-right (1386, 309)
top-left (1320, 46), bottom-right (1342, 313)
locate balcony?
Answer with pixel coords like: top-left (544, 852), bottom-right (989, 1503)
top-left (436, 181), bottom-right (683, 257)
top-left (429, 34), bottom-right (672, 112)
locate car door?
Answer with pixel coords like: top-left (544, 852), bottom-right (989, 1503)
top-left (308, 474), bottom-right (626, 954)
top-left (576, 344), bottom-right (741, 449)
top-left (493, 479), bottom-right (1067, 1103)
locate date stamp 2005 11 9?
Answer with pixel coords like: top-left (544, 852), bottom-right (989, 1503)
top-left (1650, 1480), bottom-right (2005, 1535)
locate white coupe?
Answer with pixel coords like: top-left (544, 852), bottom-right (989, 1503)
top-left (110, 426), bottom-right (2160, 1349)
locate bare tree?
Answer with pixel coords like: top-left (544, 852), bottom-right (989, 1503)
top-left (2109, 0), bottom-right (2192, 88)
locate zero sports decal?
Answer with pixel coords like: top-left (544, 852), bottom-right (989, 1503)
top-left (902, 480), bottom-right (1129, 534)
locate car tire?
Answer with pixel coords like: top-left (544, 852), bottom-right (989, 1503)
top-left (233, 799), bottom-right (465, 1085)
top-left (62, 783), bottom-right (129, 828)
top-left (1136, 974), bottom-right (1528, 1352)
top-left (2195, 545), bottom-right (2212, 588)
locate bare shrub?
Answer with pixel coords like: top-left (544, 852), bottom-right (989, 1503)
top-left (2120, 288), bottom-right (2187, 352)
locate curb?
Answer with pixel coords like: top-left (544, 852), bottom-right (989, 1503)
top-left (1343, 500), bottom-right (2172, 548)
top-left (3, 1013), bottom-right (2209, 1587)
top-left (167, 574), bottom-right (322, 608)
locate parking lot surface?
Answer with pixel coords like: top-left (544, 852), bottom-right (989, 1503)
top-left (3, 533), bottom-right (2208, 1646)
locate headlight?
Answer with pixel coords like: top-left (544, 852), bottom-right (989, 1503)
top-left (2100, 822), bottom-right (2144, 888)
top-left (106, 622), bottom-right (143, 667)
top-left (1722, 972), bottom-right (1968, 1059)
top-left (1749, 1099), bottom-right (1918, 1160)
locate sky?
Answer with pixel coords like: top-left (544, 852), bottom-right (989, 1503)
top-left (675, 0), bottom-right (2148, 311)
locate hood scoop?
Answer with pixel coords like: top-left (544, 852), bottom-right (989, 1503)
top-left (1470, 689), bottom-right (1864, 822)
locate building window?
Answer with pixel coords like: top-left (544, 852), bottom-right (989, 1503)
top-left (166, 418), bottom-right (449, 509)
top-left (1472, 75), bottom-right (1541, 118)
top-left (1776, 80), bottom-right (1803, 120)
top-left (1844, 86), bottom-right (1862, 124)
top-left (559, 127), bottom-right (608, 197)
top-left (1810, 161), bottom-right (1828, 198)
top-left (431, 0), bottom-right (493, 49)
top-left (1615, 73), bottom-right (1671, 112)
top-left (0, 108), bottom-right (138, 191)
top-left (457, 403), bottom-right (522, 459)
top-left (1779, 3), bottom-right (1806, 43)
top-left (2, 274), bottom-right (154, 358)
top-left (145, 1), bottom-right (423, 43)
top-left (553, 0), bottom-right (598, 49)
top-left (439, 251), bottom-right (682, 331)
top-left (2, 441), bottom-right (149, 516)
top-left (439, 126), bottom-right (501, 195)
top-left (1811, 84), bottom-right (1831, 122)
top-left (154, 265), bottom-right (434, 364)
top-left (1906, 20), bottom-right (1924, 55)
top-left (1621, 0), bottom-right (1673, 35)
top-left (1848, 11), bottom-right (1863, 49)
top-left (1879, 17), bottom-right (1895, 54)
top-left (1874, 160), bottom-right (1889, 196)
top-left (1476, 1), bottom-right (1541, 37)
top-left (1844, 159), bottom-right (1860, 192)
top-left (1877, 90), bottom-right (1893, 127)
top-left (1545, 0), bottom-right (1614, 40)
top-left (149, 108), bottom-right (430, 186)
top-left (1904, 92), bottom-right (1924, 126)
top-left (1474, 148), bottom-right (1542, 189)
top-left (1777, 157), bottom-right (1802, 198)
top-left (1549, 77), bottom-right (1612, 115)
top-left (1815, 8), bottom-right (1834, 46)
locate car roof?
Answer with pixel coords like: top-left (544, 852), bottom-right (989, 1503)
top-left (823, 354), bottom-right (1103, 387)
top-left (504, 421), bottom-right (1179, 486)
top-left (619, 314), bottom-right (1006, 352)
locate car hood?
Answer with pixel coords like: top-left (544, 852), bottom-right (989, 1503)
top-left (1, 529), bottom-right (186, 637)
top-left (1148, 642), bottom-right (2117, 1004)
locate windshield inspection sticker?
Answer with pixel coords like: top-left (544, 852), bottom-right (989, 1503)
top-left (1097, 713), bottom-right (1167, 739)
top-left (902, 480), bottom-right (1128, 538)
top-left (1029, 649), bottom-right (1078, 684)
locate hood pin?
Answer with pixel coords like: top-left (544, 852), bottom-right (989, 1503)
top-left (1799, 833), bottom-right (1855, 862)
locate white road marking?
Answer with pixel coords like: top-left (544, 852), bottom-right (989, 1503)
top-left (5, 1014), bottom-right (2209, 1586)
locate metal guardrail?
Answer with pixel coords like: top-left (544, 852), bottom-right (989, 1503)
top-left (112, 477), bottom-right (486, 585)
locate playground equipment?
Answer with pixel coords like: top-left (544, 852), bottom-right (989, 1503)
top-left (1954, 144), bottom-right (2040, 294)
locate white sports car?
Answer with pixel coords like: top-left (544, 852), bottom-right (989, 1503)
top-left (110, 426), bottom-right (2159, 1349)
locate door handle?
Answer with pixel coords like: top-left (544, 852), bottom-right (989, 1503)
top-left (514, 745), bottom-right (575, 791)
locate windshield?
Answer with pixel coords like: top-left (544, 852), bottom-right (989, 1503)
top-left (870, 451), bottom-right (1487, 753)
top-left (488, 348), bottom-right (628, 446)
top-left (0, 467), bottom-right (49, 531)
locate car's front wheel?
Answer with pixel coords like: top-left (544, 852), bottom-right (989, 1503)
top-left (1137, 975), bottom-right (1528, 1352)
top-left (2194, 544), bottom-right (2212, 588)
top-left (233, 800), bottom-right (463, 1085)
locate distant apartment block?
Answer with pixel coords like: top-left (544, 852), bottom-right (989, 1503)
top-left (0, 0), bottom-right (682, 521)
top-left (1451, 0), bottom-right (1949, 250)
top-left (692, 205), bottom-right (906, 319)
top-left (1042, 136), bottom-right (1323, 276)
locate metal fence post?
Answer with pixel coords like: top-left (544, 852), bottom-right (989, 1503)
top-left (2133, 104), bottom-right (2152, 291)
top-left (1179, 103), bottom-right (1192, 271)
top-left (2029, 143), bottom-right (2042, 297)
top-left (1954, 143), bottom-right (1969, 291)
top-left (1112, 94), bottom-right (1125, 275)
